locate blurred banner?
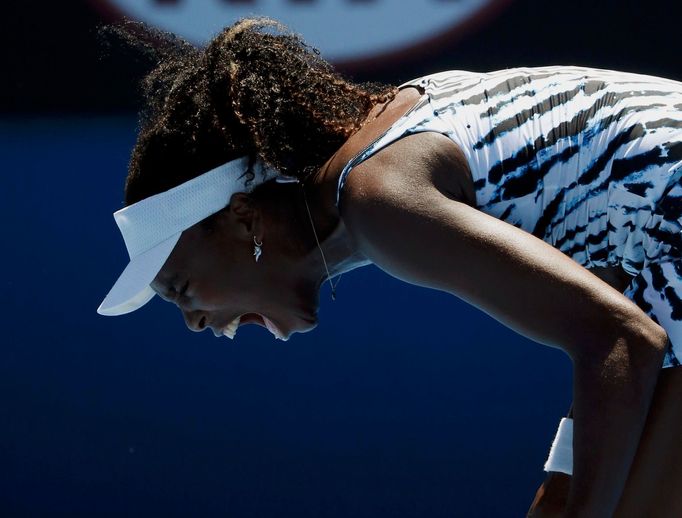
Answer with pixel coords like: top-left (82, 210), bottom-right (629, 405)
top-left (90, 0), bottom-right (512, 66)
top-left (5, 0), bottom-right (682, 114)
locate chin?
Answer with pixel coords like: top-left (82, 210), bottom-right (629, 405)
top-left (285, 290), bottom-right (320, 338)
top-left (287, 311), bottom-right (318, 338)
top-left (299, 318), bottom-right (319, 334)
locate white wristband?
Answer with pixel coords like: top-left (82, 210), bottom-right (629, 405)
top-left (543, 417), bottom-right (573, 475)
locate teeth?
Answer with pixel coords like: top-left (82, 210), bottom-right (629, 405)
top-left (222, 315), bottom-right (241, 340)
top-left (263, 316), bottom-right (286, 341)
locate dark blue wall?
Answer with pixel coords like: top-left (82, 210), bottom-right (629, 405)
top-left (1, 119), bottom-right (571, 516)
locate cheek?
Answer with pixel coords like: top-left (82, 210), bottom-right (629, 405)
top-left (194, 272), bottom-right (239, 308)
top-left (193, 283), bottom-right (231, 309)
top-left (193, 261), bottom-right (259, 310)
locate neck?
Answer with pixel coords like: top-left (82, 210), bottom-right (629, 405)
top-left (317, 218), bottom-right (372, 279)
top-left (298, 166), bottom-right (370, 289)
top-left (295, 93), bottom-right (401, 286)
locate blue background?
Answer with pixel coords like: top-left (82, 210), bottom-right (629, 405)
top-left (0, 117), bottom-right (570, 517)
top-left (3, 0), bottom-right (681, 516)
top-left (1, 118), bottom-right (571, 516)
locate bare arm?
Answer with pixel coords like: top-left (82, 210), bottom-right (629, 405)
top-left (339, 134), bottom-right (668, 516)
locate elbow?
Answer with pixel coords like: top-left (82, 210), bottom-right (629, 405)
top-left (572, 304), bottom-right (668, 388)
top-left (620, 307), bottom-right (669, 370)
top-left (636, 324), bottom-right (669, 380)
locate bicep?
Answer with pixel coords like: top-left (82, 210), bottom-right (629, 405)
top-left (342, 170), bottom-right (656, 356)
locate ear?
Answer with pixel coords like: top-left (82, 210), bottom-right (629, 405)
top-left (227, 192), bottom-right (262, 241)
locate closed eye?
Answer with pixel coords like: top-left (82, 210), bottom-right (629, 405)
top-left (165, 278), bottom-right (189, 302)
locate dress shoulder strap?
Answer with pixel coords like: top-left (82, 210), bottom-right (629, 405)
top-left (334, 91), bottom-right (432, 208)
top-left (334, 74), bottom-right (462, 209)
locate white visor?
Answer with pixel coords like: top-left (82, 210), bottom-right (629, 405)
top-left (98, 157), bottom-right (280, 316)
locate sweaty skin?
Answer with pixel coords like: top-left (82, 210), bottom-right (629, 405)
top-left (152, 87), bottom-right (678, 515)
top-left (307, 89), bottom-right (669, 516)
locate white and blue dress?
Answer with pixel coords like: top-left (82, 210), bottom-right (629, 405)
top-left (336, 66), bottom-right (682, 368)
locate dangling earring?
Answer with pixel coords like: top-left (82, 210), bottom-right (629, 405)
top-left (253, 236), bottom-right (263, 262)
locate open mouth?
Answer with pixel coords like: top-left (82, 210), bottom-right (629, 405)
top-left (220, 313), bottom-right (286, 341)
top-left (238, 313), bottom-right (266, 327)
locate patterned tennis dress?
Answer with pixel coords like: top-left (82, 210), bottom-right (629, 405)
top-left (336, 66), bottom-right (682, 368)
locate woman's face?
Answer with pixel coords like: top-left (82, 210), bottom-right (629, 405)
top-left (150, 192), bottom-right (321, 341)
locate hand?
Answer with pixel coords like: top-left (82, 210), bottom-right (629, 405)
top-left (527, 472), bottom-right (571, 518)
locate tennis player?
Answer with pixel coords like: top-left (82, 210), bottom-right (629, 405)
top-left (98, 19), bottom-right (682, 517)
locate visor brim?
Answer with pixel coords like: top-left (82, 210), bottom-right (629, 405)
top-left (97, 233), bottom-right (181, 316)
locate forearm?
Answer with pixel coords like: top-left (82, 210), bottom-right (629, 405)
top-left (565, 332), bottom-right (667, 517)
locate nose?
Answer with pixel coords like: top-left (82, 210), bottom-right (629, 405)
top-left (181, 309), bottom-right (208, 332)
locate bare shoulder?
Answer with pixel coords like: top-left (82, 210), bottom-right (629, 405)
top-left (335, 130), bottom-right (664, 355)
top-left (338, 131), bottom-right (474, 246)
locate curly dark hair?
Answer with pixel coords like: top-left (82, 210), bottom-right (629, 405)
top-left (100, 18), bottom-right (398, 206)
